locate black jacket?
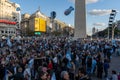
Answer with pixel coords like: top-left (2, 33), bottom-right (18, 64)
top-left (9, 72), bottom-right (24, 80)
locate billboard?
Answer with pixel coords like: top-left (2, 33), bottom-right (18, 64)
top-left (35, 18), bottom-right (40, 31)
top-left (34, 18), bottom-right (46, 32)
top-left (39, 18), bottom-right (46, 32)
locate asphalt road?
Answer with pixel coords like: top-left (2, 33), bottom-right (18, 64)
top-left (92, 55), bottom-right (120, 80)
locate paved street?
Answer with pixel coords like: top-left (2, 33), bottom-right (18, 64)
top-left (92, 55), bottom-right (120, 80)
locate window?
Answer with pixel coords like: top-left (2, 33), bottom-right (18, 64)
top-left (11, 31), bottom-right (13, 33)
top-left (1, 30), bottom-right (4, 33)
top-left (5, 31), bottom-right (7, 33)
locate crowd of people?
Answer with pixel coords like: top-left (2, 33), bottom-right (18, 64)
top-left (0, 36), bottom-right (120, 80)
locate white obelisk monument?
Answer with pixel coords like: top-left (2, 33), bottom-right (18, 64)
top-left (74, 0), bottom-right (86, 39)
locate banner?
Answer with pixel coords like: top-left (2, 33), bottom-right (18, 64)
top-left (34, 18), bottom-right (46, 32)
top-left (39, 18), bottom-right (46, 32)
top-left (34, 18), bottom-right (40, 31)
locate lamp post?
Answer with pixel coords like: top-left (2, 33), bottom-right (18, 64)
top-left (16, 6), bottom-right (21, 36)
top-left (25, 21), bottom-right (27, 36)
top-left (112, 21), bottom-right (118, 40)
top-left (50, 11), bottom-right (56, 33)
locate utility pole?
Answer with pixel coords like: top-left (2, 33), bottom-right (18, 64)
top-left (50, 11), bottom-right (56, 32)
top-left (112, 21), bottom-right (118, 39)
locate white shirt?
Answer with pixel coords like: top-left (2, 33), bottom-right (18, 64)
top-left (112, 74), bottom-right (118, 80)
top-left (53, 57), bottom-right (58, 63)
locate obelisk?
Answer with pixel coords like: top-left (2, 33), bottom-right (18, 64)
top-left (74, 0), bottom-right (86, 39)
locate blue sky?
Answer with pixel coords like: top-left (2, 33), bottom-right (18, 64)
top-left (11, 0), bottom-right (120, 35)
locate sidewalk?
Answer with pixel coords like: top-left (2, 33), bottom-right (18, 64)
top-left (91, 55), bottom-right (120, 80)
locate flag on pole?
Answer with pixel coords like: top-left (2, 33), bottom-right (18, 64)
top-left (7, 37), bottom-right (12, 47)
top-left (66, 48), bottom-right (72, 61)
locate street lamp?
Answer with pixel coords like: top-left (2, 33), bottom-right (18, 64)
top-left (25, 22), bottom-right (27, 36)
top-left (15, 6), bottom-right (21, 36)
top-left (112, 21), bottom-right (118, 39)
top-left (50, 11), bottom-right (56, 32)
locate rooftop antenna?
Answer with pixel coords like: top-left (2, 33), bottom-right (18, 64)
top-left (38, 6), bottom-right (40, 11)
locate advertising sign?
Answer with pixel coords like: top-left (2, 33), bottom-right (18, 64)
top-left (35, 18), bottom-right (40, 31)
top-left (39, 18), bottom-right (46, 32)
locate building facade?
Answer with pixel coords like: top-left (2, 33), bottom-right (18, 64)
top-left (21, 9), bottom-right (74, 36)
top-left (0, 0), bottom-right (21, 37)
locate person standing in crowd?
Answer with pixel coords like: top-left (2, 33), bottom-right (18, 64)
top-left (38, 71), bottom-right (49, 80)
top-left (110, 70), bottom-right (118, 80)
top-left (115, 46), bottom-right (120, 56)
top-left (86, 54), bottom-right (92, 75)
top-left (97, 59), bottom-right (103, 79)
top-left (23, 64), bottom-right (31, 80)
top-left (67, 61), bottom-right (75, 80)
top-left (81, 52), bottom-right (87, 71)
top-left (91, 57), bottom-right (97, 74)
top-left (118, 71), bottom-right (120, 80)
top-left (75, 67), bottom-right (91, 80)
top-left (9, 67), bottom-right (24, 80)
top-left (61, 71), bottom-right (70, 80)
top-left (47, 60), bottom-right (53, 72)
top-left (103, 59), bottom-right (110, 78)
top-left (0, 63), bottom-right (5, 80)
top-left (0, 36), bottom-right (120, 80)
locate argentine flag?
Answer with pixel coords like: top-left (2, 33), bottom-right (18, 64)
top-left (66, 48), bottom-right (72, 61)
top-left (51, 72), bottom-right (56, 80)
top-left (7, 37), bottom-right (12, 47)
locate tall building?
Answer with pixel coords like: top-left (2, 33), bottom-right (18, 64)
top-left (0, 0), bottom-right (21, 37)
top-left (92, 27), bottom-right (96, 35)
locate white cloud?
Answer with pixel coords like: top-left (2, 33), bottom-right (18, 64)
top-left (68, 0), bottom-right (75, 3)
top-left (88, 9), bottom-right (112, 16)
top-left (86, 0), bottom-right (99, 4)
top-left (68, 0), bottom-right (99, 4)
top-left (93, 22), bottom-right (106, 26)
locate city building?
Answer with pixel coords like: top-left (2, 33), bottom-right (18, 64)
top-left (0, 0), bottom-right (21, 37)
top-left (21, 9), bottom-right (74, 36)
top-left (92, 27), bottom-right (96, 35)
